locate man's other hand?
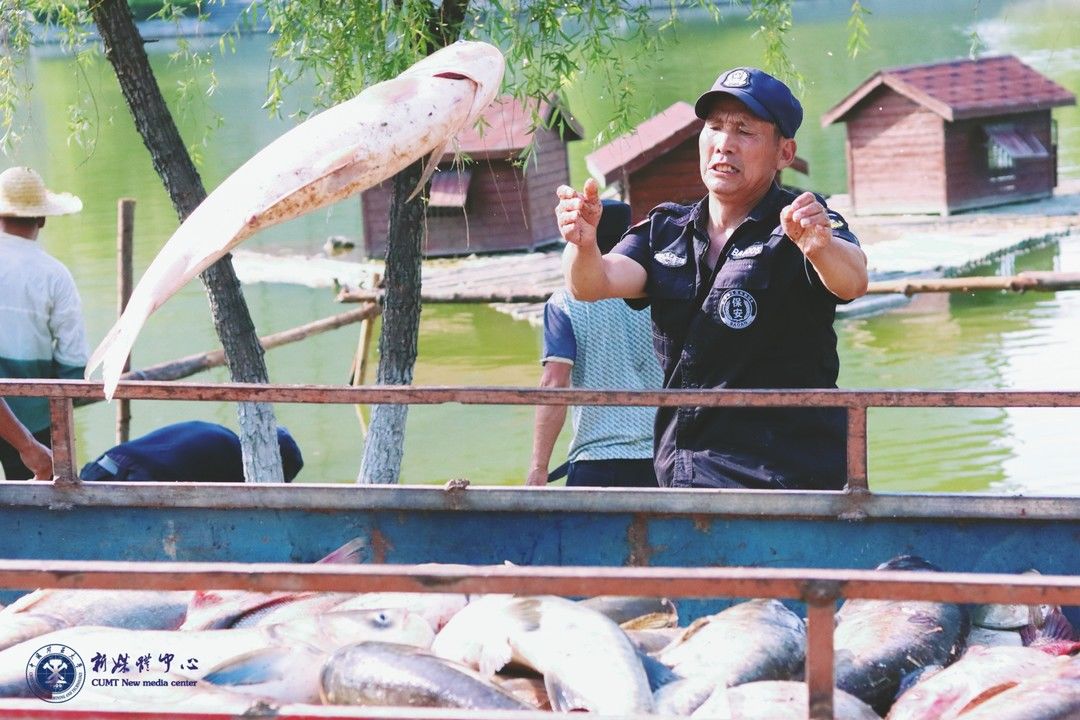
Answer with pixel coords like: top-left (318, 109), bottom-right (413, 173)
top-left (525, 466), bottom-right (548, 487)
top-left (780, 191), bottom-right (833, 259)
top-left (556, 178), bottom-right (603, 249)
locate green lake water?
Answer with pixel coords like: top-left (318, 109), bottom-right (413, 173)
top-left (3, 0), bottom-right (1079, 492)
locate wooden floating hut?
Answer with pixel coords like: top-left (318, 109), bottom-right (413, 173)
top-left (822, 54), bottom-right (1076, 216)
top-left (361, 95), bottom-right (583, 258)
top-left (586, 101), bottom-right (809, 223)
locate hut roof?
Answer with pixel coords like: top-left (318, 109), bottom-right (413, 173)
top-left (822, 55), bottom-right (1076, 127)
top-left (585, 102), bottom-right (703, 186)
top-left (447, 95), bottom-right (583, 161)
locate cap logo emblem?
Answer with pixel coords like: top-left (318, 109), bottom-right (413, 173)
top-left (722, 69), bottom-right (751, 88)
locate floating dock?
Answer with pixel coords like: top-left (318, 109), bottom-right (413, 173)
top-left (233, 180), bottom-right (1080, 325)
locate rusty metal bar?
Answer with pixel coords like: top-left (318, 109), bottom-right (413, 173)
top-left (47, 397), bottom-right (77, 485)
top-left (845, 405), bottom-right (868, 492)
top-left (1, 559), bottom-right (1078, 606)
top-left (803, 582), bottom-right (840, 720)
top-left (5, 379), bottom-right (1080, 409)
top-left (116, 198), bottom-right (136, 443)
top-left (0, 703), bottom-right (572, 720)
top-left (2, 481), bottom-right (1078, 519)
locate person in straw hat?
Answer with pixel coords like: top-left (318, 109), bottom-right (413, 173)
top-left (0, 166), bottom-right (88, 480)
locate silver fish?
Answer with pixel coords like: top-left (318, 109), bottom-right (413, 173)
top-left (87, 40), bottom-right (506, 399)
top-left (320, 641), bottom-right (532, 710)
top-left (0, 589), bottom-right (191, 652)
top-left (433, 594), bottom-right (654, 714)
top-left (947, 655), bottom-right (1080, 719)
top-left (654, 599), bottom-right (807, 715)
top-left (180, 537), bottom-right (363, 630)
top-left (0, 607), bottom-right (434, 700)
top-left (834, 555), bottom-right (969, 715)
top-left (691, 680), bottom-right (879, 720)
top-left (886, 645), bottom-right (1066, 720)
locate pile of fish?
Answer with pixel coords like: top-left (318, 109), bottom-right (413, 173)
top-left (0, 547), bottom-right (1077, 718)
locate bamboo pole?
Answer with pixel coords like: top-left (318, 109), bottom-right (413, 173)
top-left (349, 274), bottom-right (380, 438)
top-left (77, 303), bottom-right (381, 407)
top-left (335, 271), bottom-right (1080, 305)
top-left (116, 199), bottom-right (135, 443)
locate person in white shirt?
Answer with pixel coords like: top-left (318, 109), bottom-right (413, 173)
top-left (0, 166), bottom-right (88, 480)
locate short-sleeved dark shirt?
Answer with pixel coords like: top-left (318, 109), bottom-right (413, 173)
top-left (611, 183), bottom-right (860, 490)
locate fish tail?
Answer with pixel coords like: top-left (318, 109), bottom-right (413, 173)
top-left (86, 297), bottom-right (154, 402)
top-left (316, 537), bottom-right (366, 565)
top-left (1020, 606), bottom-right (1075, 646)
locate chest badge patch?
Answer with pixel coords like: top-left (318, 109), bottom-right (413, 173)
top-left (729, 243), bottom-right (763, 260)
top-left (654, 251), bottom-right (687, 268)
top-left (718, 289), bottom-right (758, 330)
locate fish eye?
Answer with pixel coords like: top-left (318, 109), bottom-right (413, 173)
top-left (369, 610), bottom-right (393, 628)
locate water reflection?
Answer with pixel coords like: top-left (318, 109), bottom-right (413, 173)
top-left (837, 237), bottom-right (1080, 494)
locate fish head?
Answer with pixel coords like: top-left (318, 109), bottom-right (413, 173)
top-left (315, 608), bottom-right (436, 649)
top-left (402, 41), bottom-right (506, 128)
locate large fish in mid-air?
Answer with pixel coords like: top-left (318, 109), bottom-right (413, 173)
top-left (86, 41), bottom-right (505, 399)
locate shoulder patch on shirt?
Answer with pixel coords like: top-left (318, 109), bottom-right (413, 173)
top-left (654, 251), bottom-right (687, 268)
top-left (729, 243), bottom-right (763, 259)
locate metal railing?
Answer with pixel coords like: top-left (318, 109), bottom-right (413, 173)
top-left (2, 378), bottom-right (1080, 719)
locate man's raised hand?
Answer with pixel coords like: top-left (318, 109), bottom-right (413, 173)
top-left (555, 178), bottom-right (603, 248)
top-left (780, 191), bottom-right (832, 259)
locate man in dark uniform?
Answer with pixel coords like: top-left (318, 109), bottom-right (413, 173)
top-left (78, 421), bottom-right (304, 483)
top-left (556, 67), bottom-right (868, 490)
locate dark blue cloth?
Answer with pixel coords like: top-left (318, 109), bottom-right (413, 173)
top-left (567, 459), bottom-right (658, 488)
top-left (79, 421), bottom-right (303, 483)
top-left (541, 299), bottom-right (576, 363)
top-left (611, 184), bottom-right (859, 491)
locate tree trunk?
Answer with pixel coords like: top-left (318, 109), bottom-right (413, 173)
top-left (357, 160), bottom-right (425, 483)
top-left (89, 0), bottom-right (283, 483)
top-left (356, 0), bottom-right (470, 485)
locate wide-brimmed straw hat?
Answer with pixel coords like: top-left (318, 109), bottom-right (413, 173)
top-left (0, 166), bottom-right (82, 217)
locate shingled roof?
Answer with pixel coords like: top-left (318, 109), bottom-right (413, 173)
top-left (447, 95), bottom-right (583, 160)
top-left (822, 55), bottom-right (1075, 127)
top-left (586, 102), bottom-right (703, 186)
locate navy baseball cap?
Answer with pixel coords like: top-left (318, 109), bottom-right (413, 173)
top-left (694, 67), bottom-right (803, 139)
top-left (597, 199), bottom-right (632, 255)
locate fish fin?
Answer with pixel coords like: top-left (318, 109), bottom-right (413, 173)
top-left (203, 647), bottom-right (295, 687)
top-left (505, 597), bottom-right (543, 633)
top-left (672, 614), bottom-right (712, 644)
top-left (543, 673), bottom-right (589, 712)
top-left (476, 639), bottom-right (514, 678)
top-left (1020, 606), bottom-right (1075, 645)
top-left (316, 537), bottom-right (365, 564)
top-left (406, 140), bottom-right (450, 202)
top-left (621, 611), bottom-right (677, 631)
top-left (636, 648), bottom-right (680, 693)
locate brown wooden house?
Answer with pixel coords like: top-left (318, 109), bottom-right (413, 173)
top-left (822, 55), bottom-right (1075, 215)
top-left (586, 101), bottom-right (809, 223)
top-left (361, 96), bottom-right (582, 258)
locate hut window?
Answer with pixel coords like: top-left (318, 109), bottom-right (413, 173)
top-left (984, 123), bottom-right (1049, 174)
top-left (428, 168), bottom-right (473, 212)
